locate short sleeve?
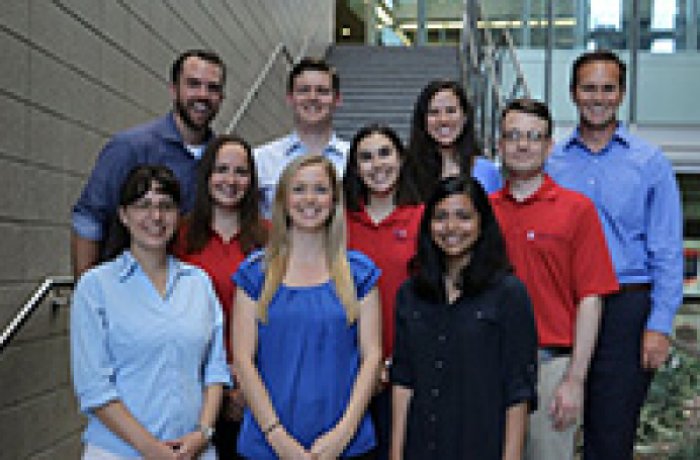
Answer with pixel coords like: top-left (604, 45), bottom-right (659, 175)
top-left (232, 250), bottom-right (266, 300)
top-left (500, 276), bottom-right (538, 411)
top-left (348, 250), bottom-right (381, 299)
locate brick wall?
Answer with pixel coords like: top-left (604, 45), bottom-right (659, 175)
top-left (0, 1), bottom-right (333, 458)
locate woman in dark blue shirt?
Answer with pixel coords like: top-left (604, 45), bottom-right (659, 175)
top-left (390, 177), bottom-right (537, 460)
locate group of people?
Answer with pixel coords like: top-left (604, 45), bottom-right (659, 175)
top-left (69, 47), bottom-right (683, 460)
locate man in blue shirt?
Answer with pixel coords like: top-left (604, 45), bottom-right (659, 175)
top-left (71, 50), bottom-right (226, 278)
top-left (547, 50), bottom-right (683, 460)
top-left (254, 57), bottom-right (349, 217)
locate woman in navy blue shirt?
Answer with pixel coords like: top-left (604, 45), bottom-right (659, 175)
top-left (390, 177), bottom-right (537, 460)
top-left (232, 154), bottom-right (382, 459)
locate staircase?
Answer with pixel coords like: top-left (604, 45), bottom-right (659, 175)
top-left (327, 45), bottom-right (461, 143)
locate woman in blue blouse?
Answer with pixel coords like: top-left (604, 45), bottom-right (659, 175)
top-left (71, 165), bottom-right (230, 460)
top-left (232, 154), bottom-right (383, 459)
top-left (407, 80), bottom-right (502, 200)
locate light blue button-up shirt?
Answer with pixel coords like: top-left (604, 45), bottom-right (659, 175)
top-left (253, 131), bottom-right (350, 218)
top-left (70, 251), bottom-right (231, 457)
top-left (547, 124), bottom-right (683, 334)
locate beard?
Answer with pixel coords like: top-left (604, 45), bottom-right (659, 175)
top-left (174, 96), bottom-right (215, 133)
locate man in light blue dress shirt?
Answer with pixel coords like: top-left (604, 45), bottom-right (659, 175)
top-left (547, 50), bottom-right (683, 460)
top-left (254, 58), bottom-right (349, 217)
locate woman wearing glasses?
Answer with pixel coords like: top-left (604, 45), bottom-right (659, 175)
top-left (71, 165), bottom-right (230, 460)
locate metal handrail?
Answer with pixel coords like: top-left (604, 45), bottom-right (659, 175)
top-left (0, 275), bottom-right (74, 353)
top-left (460, 0), bottom-right (532, 155)
top-left (225, 42), bottom-right (294, 134)
top-left (225, 27), bottom-right (321, 134)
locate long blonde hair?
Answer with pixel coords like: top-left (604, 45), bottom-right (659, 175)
top-left (257, 154), bottom-right (359, 324)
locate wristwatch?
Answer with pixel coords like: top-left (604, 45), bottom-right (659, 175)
top-left (195, 423), bottom-right (215, 442)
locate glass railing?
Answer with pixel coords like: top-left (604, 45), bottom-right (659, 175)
top-left (479, 0), bottom-right (700, 126)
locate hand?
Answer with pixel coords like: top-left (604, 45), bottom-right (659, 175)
top-left (642, 330), bottom-right (671, 370)
top-left (164, 431), bottom-right (207, 460)
top-left (267, 427), bottom-right (312, 459)
top-left (140, 439), bottom-right (179, 460)
top-left (310, 423), bottom-right (351, 460)
top-left (223, 387), bottom-right (246, 421)
top-left (549, 377), bottom-right (583, 431)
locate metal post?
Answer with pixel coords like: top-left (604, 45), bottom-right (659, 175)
top-left (417, 0), bottom-right (427, 46)
top-left (688, 0), bottom-right (698, 51)
top-left (574, 0), bottom-right (587, 48)
top-left (544, 0), bottom-right (553, 105)
top-left (628, 0), bottom-right (639, 124)
top-left (521, 0), bottom-right (531, 47)
top-left (366, 0), bottom-right (377, 45)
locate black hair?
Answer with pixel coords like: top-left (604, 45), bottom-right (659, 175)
top-left (344, 124), bottom-right (421, 212)
top-left (103, 165), bottom-right (181, 260)
top-left (407, 80), bottom-right (481, 201)
top-left (570, 49), bottom-right (626, 92)
top-left (287, 57), bottom-right (340, 94)
top-left (170, 49), bottom-right (226, 85)
top-left (183, 135), bottom-right (267, 255)
top-left (411, 176), bottom-right (510, 302)
top-left (501, 98), bottom-right (554, 137)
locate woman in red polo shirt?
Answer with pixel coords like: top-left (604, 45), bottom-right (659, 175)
top-left (176, 134), bottom-right (268, 460)
top-left (344, 124), bottom-right (423, 460)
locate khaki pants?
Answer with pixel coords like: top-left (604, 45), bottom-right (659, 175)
top-left (525, 355), bottom-right (579, 460)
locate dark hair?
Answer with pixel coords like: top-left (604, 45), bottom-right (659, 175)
top-left (104, 165), bottom-right (181, 260)
top-left (287, 57), bottom-right (340, 94)
top-left (501, 98), bottom-right (554, 137)
top-left (407, 80), bottom-right (481, 201)
top-left (411, 176), bottom-right (510, 302)
top-left (344, 124), bottom-right (421, 212)
top-left (171, 49), bottom-right (226, 85)
top-left (184, 135), bottom-right (267, 255)
top-left (570, 50), bottom-right (626, 92)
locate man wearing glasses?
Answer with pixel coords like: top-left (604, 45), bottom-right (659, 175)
top-left (71, 49), bottom-right (226, 278)
top-left (490, 98), bottom-right (619, 460)
top-left (547, 50), bottom-right (683, 459)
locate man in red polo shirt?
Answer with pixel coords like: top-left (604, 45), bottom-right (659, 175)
top-left (490, 99), bottom-right (619, 460)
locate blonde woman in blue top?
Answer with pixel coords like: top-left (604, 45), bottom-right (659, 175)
top-left (232, 154), bottom-right (382, 459)
top-left (71, 165), bottom-right (230, 460)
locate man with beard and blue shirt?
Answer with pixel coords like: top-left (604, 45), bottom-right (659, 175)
top-left (71, 49), bottom-right (225, 278)
top-left (547, 50), bottom-right (683, 460)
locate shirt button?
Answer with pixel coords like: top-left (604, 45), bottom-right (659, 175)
top-left (429, 413), bottom-right (437, 422)
top-left (588, 178), bottom-right (595, 185)
top-left (431, 388), bottom-right (440, 397)
top-left (435, 360), bottom-right (444, 369)
top-left (428, 442), bottom-right (436, 451)
top-left (438, 334), bottom-right (447, 342)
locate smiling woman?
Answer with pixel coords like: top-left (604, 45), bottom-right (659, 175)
top-left (175, 135), bottom-right (268, 460)
top-left (390, 176), bottom-right (537, 460)
top-left (232, 154), bottom-right (382, 459)
top-left (71, 165), bottom-right (230, 460)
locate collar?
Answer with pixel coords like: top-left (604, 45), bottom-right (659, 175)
top-left (501, 174), bottom-right (559, 205)
top-left (160, 112), bottom-right (213, 151)
top-left (117, 250), bottom-right (193, 283)
top-left (564, 122), bottom-right (631, 152)
top-left (349, 202), bottom-right (423, 227)
top-left (284, 131), bottom-right (345, 158)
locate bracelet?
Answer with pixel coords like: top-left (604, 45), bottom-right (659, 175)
top-left (263, 420), bottom-right (281, 437)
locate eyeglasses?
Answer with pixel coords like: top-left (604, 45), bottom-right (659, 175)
top-left (129, 199), bottom-right (178, 213)
top-left (501, 130), bottom-right (549, 143)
